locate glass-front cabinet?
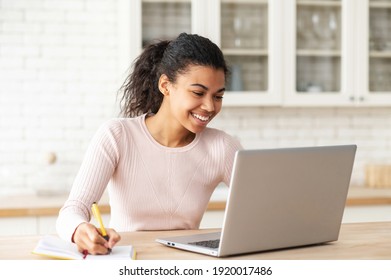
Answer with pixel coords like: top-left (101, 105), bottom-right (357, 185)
top-left (218, 0), bottom-right (282, 106)
top-left (141, 1), bottom-right (192, 47)
top-left (285, 0), bottom-right (391, 106)
top-left (119, 0), bottom-right (391, 107)
top-left (295, 1), bottom-right (342, 93)
top-left (355, 0), bottom-right (391, 105)
top-left (284, 0), bottom-right (356, 106)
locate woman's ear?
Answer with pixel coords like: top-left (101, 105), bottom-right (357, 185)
top-left (158, 74), bottom-right (170, 96)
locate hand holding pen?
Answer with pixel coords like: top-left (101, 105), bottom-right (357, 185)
top-left (91, 202), bottom-right (112, 253)
top-left (72, 202), bottom-right (121, 256)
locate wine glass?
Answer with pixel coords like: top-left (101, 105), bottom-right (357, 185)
top-left (233, 12), bottom-right (252, 48)
top-left (325, 9), bottom-right (338, 49)
top-left (233, 16), bottom-right (243, 47)
top-left (312, 8), bottom-right (339, 49)
top-left (297, 8), bottom-right (316, 49)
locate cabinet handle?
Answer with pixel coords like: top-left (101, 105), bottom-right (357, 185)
top-left (359, 96), bottom-right (365, 102)
top-left (349, 96), bottom-right (355, 102)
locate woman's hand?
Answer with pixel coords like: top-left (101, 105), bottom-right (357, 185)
top-left (72, 222), bottom-right (121, 255)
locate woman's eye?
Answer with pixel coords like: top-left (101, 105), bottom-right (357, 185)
top-left (215, 95), bottom-right (224, 100)
top-left (193, 91), bottom-right (204, 96)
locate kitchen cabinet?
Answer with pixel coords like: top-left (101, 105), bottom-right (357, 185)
top-left (284, 0), bottom-right (391, 106)
top-left (284, 0), bottom-right (354, 106)
top-left (119, 0), bottom-right (282, 106)
top-left (118, 0), bottom-right (391, 106)
top-left (215, 0), bottom-right (282, 106)
top-left (355, 0), bottom-right (391, 105)
top-left (283, 0), bottom-right (391, 106)
top-left (0, 217), bottom-right (37, 236)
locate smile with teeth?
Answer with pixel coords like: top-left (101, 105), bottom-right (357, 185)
top-left (191, 113), bottom-right (211, 122)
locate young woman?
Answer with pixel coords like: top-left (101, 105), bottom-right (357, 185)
top-left (56, 33), bottom-right (242, 255)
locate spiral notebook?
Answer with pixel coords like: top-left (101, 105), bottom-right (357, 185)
top-left (32, 235), bottom-right (136, 260)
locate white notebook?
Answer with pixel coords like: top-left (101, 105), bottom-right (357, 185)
top-left (32, 235), bottom-right (136, 260)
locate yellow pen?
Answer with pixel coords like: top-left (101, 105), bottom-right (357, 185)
top-left (91, 202), bottom-right (111, 253)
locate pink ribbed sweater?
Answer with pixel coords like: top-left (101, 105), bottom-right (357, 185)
top-left (56, 114), bottom-right (242, 242)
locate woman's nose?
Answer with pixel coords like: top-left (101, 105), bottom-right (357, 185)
top-left (201, 97), bottom-right (215, 112)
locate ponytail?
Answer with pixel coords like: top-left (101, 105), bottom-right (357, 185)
top-left (119, 40), bottom-right (170, 117)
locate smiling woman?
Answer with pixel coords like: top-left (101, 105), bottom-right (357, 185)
top-left (56, 33), bottom-right (242, 256)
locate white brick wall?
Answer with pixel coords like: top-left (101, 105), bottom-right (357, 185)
top-left (1, 0), bottom-right (391, 195)
top-left (0, 0), bottom-right (119, 194)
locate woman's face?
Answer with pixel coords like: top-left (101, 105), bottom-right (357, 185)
top-left (161, 65), bottom-right (225, 134)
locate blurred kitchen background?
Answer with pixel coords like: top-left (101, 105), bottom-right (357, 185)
top-left (0, 0), bottom-right (391, 235)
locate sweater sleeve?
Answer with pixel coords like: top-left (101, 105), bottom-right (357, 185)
top-left (56, 119), bottom-right (122, 242)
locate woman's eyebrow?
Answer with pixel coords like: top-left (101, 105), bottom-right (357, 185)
top-left (190, 83), bottom-right (208, 90)
top-left (190, 83), bottom-right (225, 93)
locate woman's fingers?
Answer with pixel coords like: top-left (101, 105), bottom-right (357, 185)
top-left (73, 222), bottom-right (113, 255)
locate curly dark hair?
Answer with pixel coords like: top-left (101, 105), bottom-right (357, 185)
top-left (118, 33), bottom-right (228, 117)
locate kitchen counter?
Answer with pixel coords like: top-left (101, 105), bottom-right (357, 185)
top-left (0, 187), bottom-right (390, 218)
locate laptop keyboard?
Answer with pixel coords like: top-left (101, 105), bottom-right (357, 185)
top-left (189, 239), bottom-right (220, 249)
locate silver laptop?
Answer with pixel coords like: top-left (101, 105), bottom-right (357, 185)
top-left (156, 145), bottom-right (357, 257)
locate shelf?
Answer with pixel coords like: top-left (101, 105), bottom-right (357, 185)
top-left (369, 51), bottom-right (391, 58)
top-left (222, 0), bottom-right (268, 4)
top-left (369, 1), bottom-right (391, 9)
top-left (143, 0), bottom-right (191, 3)
top-left (297, 0), bottom-right (342, 7)
top-left (223, 49), bottom-right (268, 56)
top-left (297, 49), bottom-right (341, 57)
